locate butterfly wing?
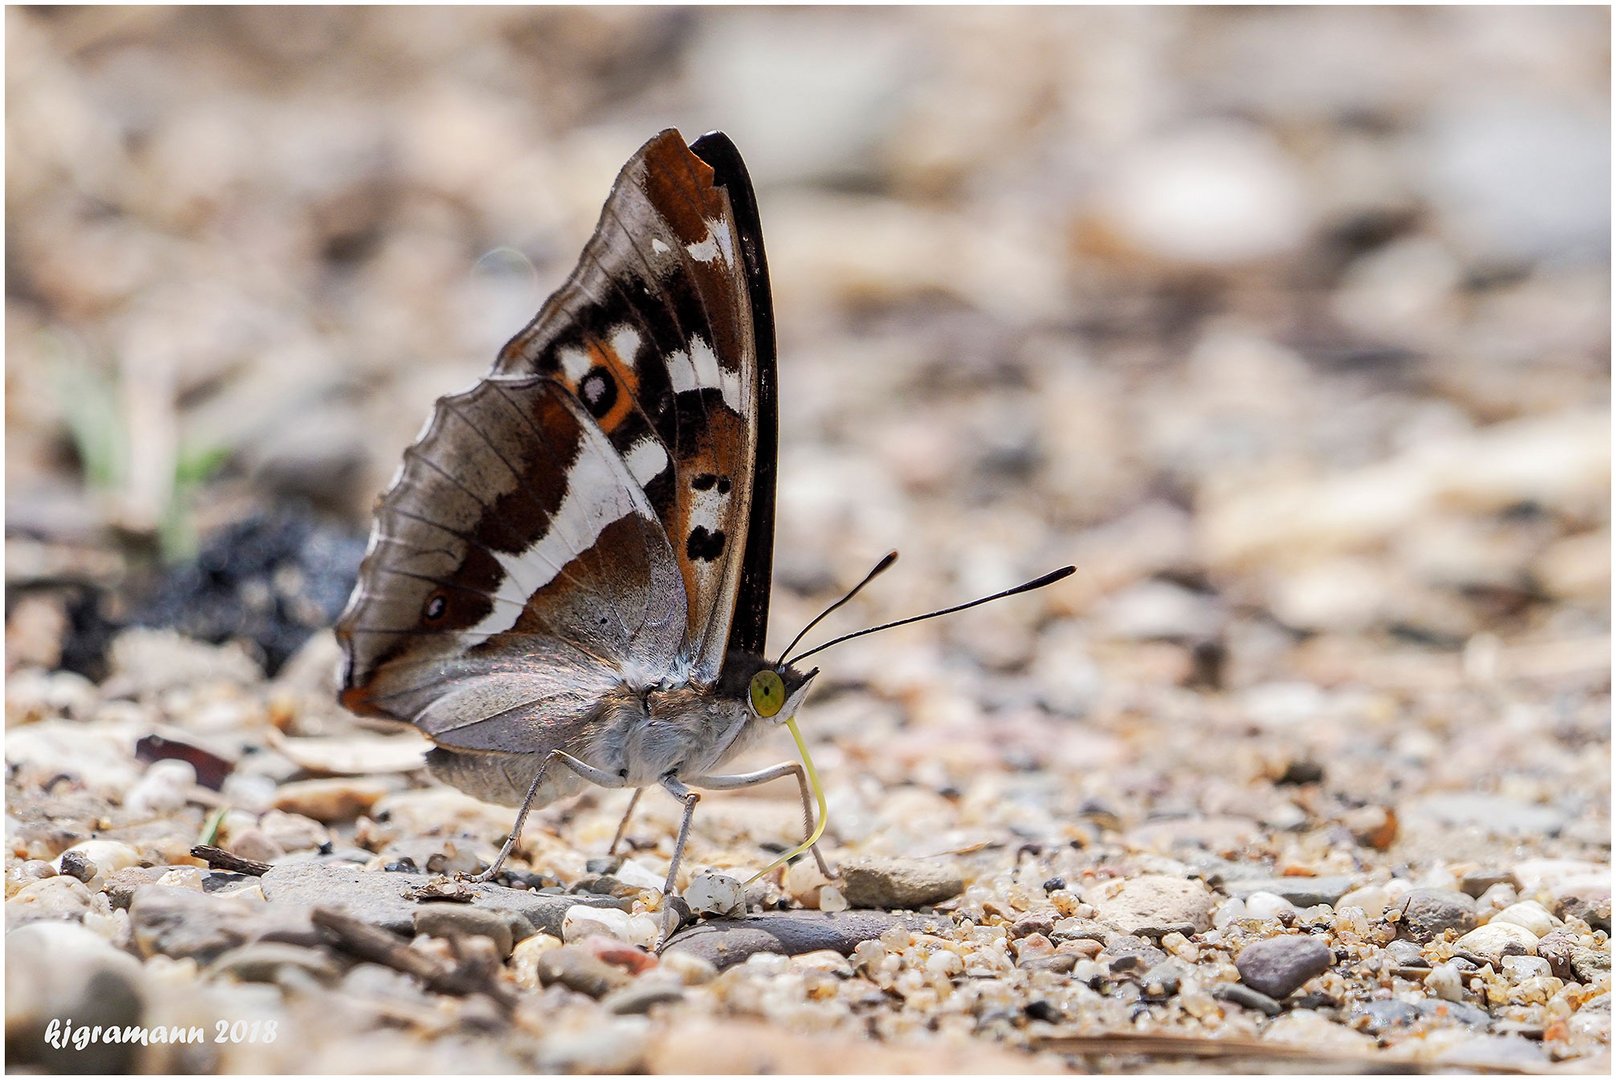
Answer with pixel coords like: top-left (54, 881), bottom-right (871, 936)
top-left (493, 129), bottom-right (777, 680)
top-left (336, 376), bottom-right (685, 752)
top-left (336, 131), bottom-right (775, 800)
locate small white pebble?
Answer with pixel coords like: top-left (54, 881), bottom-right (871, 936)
top-left (53, 840), bottom-right (141, 880)
top-left (1501, 955), bottom-right (1552, 982)
top-left (562, 905), bottom-right (656, 948)
top-left (125, 760), bottom-right (198, 815)
top-left (1244, 891), bottom-right (1297, 922)
top-left (156, 866), bottom-right (205, 890)
top-left (1337, 885), bottom-right (1388, 919)
top-left (683, 869), bottom-right (744, 917)
top-left (1489, 901), bottom-right (1558, 938)
top-left (926, 949), bottom-right (964, 978)
top-left (818, 885), bottom-right (849, 912)
top-left (1425, 962), bottom-right (1467, 1003)
top-left (612, 859), bottom-right (666, 892)
top-left (659, 949), bottom-right (718, 985)
top-left (1212, 898), bottom-right (1248, 929)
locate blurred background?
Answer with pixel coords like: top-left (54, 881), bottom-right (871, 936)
top-left (5, 5), bottom-right (1609, 834)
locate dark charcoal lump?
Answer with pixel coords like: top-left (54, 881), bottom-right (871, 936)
top-left (131, 509), bottom-right (364, 675)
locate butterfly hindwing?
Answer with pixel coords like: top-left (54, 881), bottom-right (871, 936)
top-left (336, 376), bottom-right (685, 734)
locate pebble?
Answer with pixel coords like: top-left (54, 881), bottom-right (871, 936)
top-left (1569, 945), bottom-right (1610, 985)
top-left (1088, 875), bottom-right (1215, 937)
top-left (837, 857), bottom-right (963, 910)
top-left (535, 945), bottom-right (633, 999)
top-left (1212, 982), bottom-right (1284, 1016)
top-left (1404, 794), bottom-right (1568, 837)
top-left (1225, 876), bottom-right (1356, 908)
top-left (52, 840), bottom-right (142, 879)
top-left (1417, 997), bottom-right (1494, 1030)
top-left (130, 884), bottom-right (318, 962)
top-left (561, 905), bottom-right (658, 949)
top-left (1488, 901), bottom-right (1558, 938)
top-left (1385, 939), bottom-right (1429, 968)
top-left (658, 949), bottom-right (718, 986)
top-left (661, 910), bottom-right (940, 971)
top-left (1454, 922), bottom-right (1539, 964)
top-left (1243, 891), bottom-right (1298, 922)
top-left (1336, 885), bottom-right (1389, 919)
top-left (508, 933), bottom-right (564, 990)
top-left (204, 941), bottom-right (342, 984)
top-left (1425, 962), bottom-right (1468, 1003)
top-left (1351, 999), bottom-right (1422, 1033)
top-left (269, 777), bottom-right (397, 822)
top-left (1555, 890), bottom-right (1611, 933)
top-left (102, 866), bottom-right (168, 910)
top-left (683, 870), bottom-right (745, 917)
top-left (5, 922), bottom-right (147, 1073)
top-left (124, 759), bottom-right (199, 815)
top-left (1460, 870), bottom-right (1518, 898)
top-left (577, 934), bottom-right (658, 975)
top-left (1397, 888), bottom-right (1477, 943)
top-left (1500, 955), bottom-right (1552, 982)
top-left (257, 862), bottom-right (627, 937)
top-left (414, 905), bottom-right (521, 957)
top-left (1235, 935), bottom-right (1333, 998)
top-left (6, 875), bottom-right (93, 927)
top-left (604, 978), bottom-right (687, 1015)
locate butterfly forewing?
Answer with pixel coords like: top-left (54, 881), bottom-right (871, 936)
top-left (493, 130), bottom-right (765, 683)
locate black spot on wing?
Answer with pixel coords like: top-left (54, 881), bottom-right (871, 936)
top-left (686, 526), bottom-right (726, 562)
top-left (579, 367), bottom-right (617, 418)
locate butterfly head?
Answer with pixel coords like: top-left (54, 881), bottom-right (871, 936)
top-left (721, 653), bottom-right (818, 726)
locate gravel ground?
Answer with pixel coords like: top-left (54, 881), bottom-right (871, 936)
top-left (5, 7), bottom-right (1610, 1074)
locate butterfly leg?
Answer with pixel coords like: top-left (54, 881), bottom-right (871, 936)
top-left (659, 775), bottom-right (702, 895)
top-left (469, 750), bottom-right (626, 883)
top-left (684, 763), bottom-right (833, 878)
top-left (607, 787), bottom-right (645, 856)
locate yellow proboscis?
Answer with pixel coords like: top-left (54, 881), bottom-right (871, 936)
top-left (746, 715), bottom-right (828, 883)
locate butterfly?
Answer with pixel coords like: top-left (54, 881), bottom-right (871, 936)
top-left (335, 129), bottom-right (1073, 895)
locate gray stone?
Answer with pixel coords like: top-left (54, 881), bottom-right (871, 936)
top-left (1088, 875), bottom-right (1216, 937)
top-left (258, 862), bottom-right (627, 937)
top-left (1556, 889), bottom-right (1611, 933)
top-left (1224, 876), bottom-right (1356, 908)
top-left (5, 922), bottom-right (146, 1073)
top-left (1140, 957), bottom-right (1193, 997)
top-left (1459, 870), bottom-right (1518, 898)
top-left (102, 867), bottom-right (170, 910)
top-left (1212, 982), bottom-right (1283, 1016)
top-left (604, 978), bottom-right (687, 1015)
top-left (1570, 945), bottom-right (1611, 985)
top-left (1415, 997), bottom-right (1493, 1029)
top-left (1104, 937), bottom-right (1168, 973)
top-left (837, 857), bottom-right (963, 910)
top-left (1404, 794), bottom-right (1568, 837)
top-left (1235, 935), bottom-right (1333, 998)
top-left (413, 905), bottom-right (522, 958)
top-left (204, 941), bottom-right (342, 984)
top-left (1351, 999), bottom-right (1421, 1033)
top-left (535, 945), bottom-right (632, 999)
top-left (1385, 939), bottom-right (1428, 968)
top-left (1397, 888), bottom-right (1477, 943)
top-left (661, 910), bottom-right (944, 971)
top-left (129, 884), bottom-right (319, 962)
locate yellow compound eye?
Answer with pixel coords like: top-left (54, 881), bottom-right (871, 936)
top-left (749, 669), bottom-right (786, 718)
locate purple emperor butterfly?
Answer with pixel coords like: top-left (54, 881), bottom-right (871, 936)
top-left (336, 130), bottom-right (1072, 894)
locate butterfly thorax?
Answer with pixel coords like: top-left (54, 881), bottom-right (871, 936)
top-left (591, 652), bottom-right (813, 786)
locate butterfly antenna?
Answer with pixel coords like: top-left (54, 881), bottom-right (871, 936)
top-left (776, 551), bottom-right (899, 667)
top-left (785, 565), bottom-right (1075, 666)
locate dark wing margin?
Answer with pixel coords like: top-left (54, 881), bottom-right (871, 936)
top-left (691, 130), bottom-right (777, 661)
